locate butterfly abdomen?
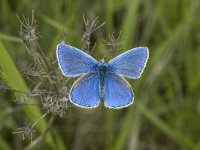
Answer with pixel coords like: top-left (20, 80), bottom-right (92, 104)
top-left (96, 63), bottom-right (108, 99)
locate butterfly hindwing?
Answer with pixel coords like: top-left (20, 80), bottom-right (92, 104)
top-left (108, 47), bottom-right (149, 79)
top-left (70, 73), bottom-right (100, 108)
top-left (57, 43), bottom-right (98, 77)
top-left (104, 74), bottom-right (134, 108)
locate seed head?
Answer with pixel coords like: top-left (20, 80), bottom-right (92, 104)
top-left (17, 10), bottom-right (41, 42)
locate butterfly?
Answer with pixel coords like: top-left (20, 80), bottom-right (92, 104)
top-left (56, 43), bottom-right (149, 109)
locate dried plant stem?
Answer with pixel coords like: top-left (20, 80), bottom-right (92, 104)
top-left (24, 115), bottom-right (55, 150)
top-left (17, 10), bottom-right (41, 43)
top-left (82, 15), bottom-right (105, 51)
top-left (31, 111), bottom-right (50, 128)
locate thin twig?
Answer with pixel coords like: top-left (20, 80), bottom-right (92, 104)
top-left (24, 115), bottom-right (55, 150)
top-left (82, 15), bottom-right (105, 51)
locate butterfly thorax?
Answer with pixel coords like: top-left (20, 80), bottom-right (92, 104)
top-left (96, 62), bottom-right (108, 99)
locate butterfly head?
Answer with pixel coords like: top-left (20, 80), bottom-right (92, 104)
top-left (100, 58), bottom-right (106, 63)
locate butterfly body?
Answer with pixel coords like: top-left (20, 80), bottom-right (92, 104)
top-left (57, 43), bottom-right (149, 109)
top-left (96, 62), bottom-right (108, 99)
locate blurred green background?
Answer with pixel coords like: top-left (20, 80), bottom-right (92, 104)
top-left (0, 0), bottom-right (200, 150)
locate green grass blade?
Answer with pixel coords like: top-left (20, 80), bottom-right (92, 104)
top-left (113, 107), bottom-right (134, 150)
top-left (0, 33), bottom-right (22, 43)
top-left (37, 12), bottom-right (75, 37)
top-left (138, 103), bottom-right (198, 150)
top-left (105, 0), bottom-right (114, 32)
top-left (105, 110), bottom-right (114, 150)
top-left (121, 0), bottom-right (140, 50)
top-left (0, 40), bottom-right (56, 149)
top-left (0, 136), bottom-right (11, 150)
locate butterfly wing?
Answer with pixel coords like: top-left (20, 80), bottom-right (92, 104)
top-left (108, 47), bottom-right (149, 79)
top-left (70, 73), bottom-right (100, 108)
top-left (57, 43), bottom-right (98, 77)
top-left (104, 74), bottom-right (134, 109)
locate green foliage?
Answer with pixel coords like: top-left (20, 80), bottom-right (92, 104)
top-left (0, 0), bottom-right (200, 149)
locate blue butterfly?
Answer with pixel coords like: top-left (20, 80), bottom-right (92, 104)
top-left (56, 43), bottom-right (149, 109)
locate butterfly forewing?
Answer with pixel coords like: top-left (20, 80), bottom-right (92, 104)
top-left (57, 44), bottom-right (98, 77)
top-left (108, 47), bottom-right (149, 79)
